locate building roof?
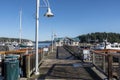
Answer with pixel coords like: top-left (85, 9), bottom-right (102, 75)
top-left (54, 38), bottom-right (64, 42)
top-left (54, 37), bottom-right (80, 42)
top-left (72, 38), bottom-right (80, 42)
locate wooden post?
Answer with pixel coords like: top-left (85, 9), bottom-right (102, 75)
top-left (41, 50), bottom-right (43, 60)
top-left (108, 54), bottom-right (113, 80)
top-left (25, 49), bottom-right (28, 54)
top-left (102, 54), bottom-right (106, 72)
top-left (92, 53), bottom-right (95, 65)
top-left (43, 51), bottom-right (44, 59)
top-left (56, 46), bottom-right (59, 59)
top-left (119, 57), bottom-right (120, 80)
top-left (26, 55), bottom-right (30, 78)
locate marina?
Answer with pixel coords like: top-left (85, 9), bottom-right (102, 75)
top-left (94, 40), bottom-right (120, 50)
top-left (0, 42), bottom-right (120, 80)
top-left (0, 0), bottom-right (120, 80)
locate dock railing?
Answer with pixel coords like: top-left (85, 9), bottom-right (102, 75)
top-left (91, 49), bottom-right (120, 80)
top-left (0, 48), bottom-right (44, 78)
top-left (63, 45), bottom-right (81, 58)
top-left (22, 49), bottom-right (43, 78)
top-left (63, 45), bottom-right (120, 80)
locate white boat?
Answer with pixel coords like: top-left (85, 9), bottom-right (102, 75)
top-left (25, 41), bottom-right (34, 47)
top-left (95, 42), bottom-right (120, 50)
top-left (0, 42), bottom-right (5, 46)
top-left (19, 41), bottom-right (34, 47)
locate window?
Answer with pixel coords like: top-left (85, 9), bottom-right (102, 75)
top-left (111, 45), bottom-right (114, 48)
top-left (115, 45), bottom-right (118, 48)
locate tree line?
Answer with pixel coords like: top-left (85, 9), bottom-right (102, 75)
top-left (77, 32), bottom-right (120, 43)
top-left (0, 37), bottom-right (31, 42)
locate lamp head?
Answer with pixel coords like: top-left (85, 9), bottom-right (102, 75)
top-left (44, 7), bottom-right (54, 17)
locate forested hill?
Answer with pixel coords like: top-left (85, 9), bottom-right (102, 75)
top-left (77, 32), bottom-right (120, 43)
top-left (0, 37), bottom-right (32, 42)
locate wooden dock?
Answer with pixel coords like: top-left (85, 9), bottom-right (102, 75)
top-left (30, 46), bottom-right (102, 80)
top-left (0, 46), bottom-right (119, 80)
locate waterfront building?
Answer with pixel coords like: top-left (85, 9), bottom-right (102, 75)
top-left (55, 37), bottom-right (80, 46)
top-left (55, 38), bottom-right (64, 46)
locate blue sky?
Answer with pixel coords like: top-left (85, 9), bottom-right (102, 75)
top-left (0, 0), bottom-right (120, 41)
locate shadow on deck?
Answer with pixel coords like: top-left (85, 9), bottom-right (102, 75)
top-left (30, 46), bottom-right (103, 80)
top-left (38, 63), bottom-right (101, 80)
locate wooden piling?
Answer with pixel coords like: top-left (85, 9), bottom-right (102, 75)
top-left (119, 57), bottom-right (120, 80)
top-left (26, 55), bottom-right (30, 78)
top-left (108, 54), bottom-right (113, 80)
top-left (102, 53), bottom-right (106, 72)
top-left (92, 53), bottom-right (95, 65)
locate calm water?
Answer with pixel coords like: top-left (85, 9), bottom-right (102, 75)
top-left (38, 42), bottom-right (51, 48)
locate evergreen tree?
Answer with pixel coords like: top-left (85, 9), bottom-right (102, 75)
top-left (78, 32), bottom-right (120, 43)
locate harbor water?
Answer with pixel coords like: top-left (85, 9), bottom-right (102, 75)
top-left (38, 42), bottom-right (51, 48)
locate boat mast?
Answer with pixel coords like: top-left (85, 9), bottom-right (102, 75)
top-left (19, 9), bottom-right (22, 44)
top-left (104, 33), bottom-right (108, 49)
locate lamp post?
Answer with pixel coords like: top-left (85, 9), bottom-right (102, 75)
top-left (19, 9), bottom-right (22, 44)
top-left (35, 0), bottom-right (54, 75)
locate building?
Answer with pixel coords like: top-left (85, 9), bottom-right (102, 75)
top-left (55, 38), bottom-right (64, 46)
top-left (54, 37), bottom-right (80, 46)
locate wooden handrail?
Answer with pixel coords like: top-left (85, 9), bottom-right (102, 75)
top-left (91, 49), bottom-right (120, 56)
top-left (0, 49), bottom-right (27, 54)
top-left (0, 48), bottom-right (43, 55)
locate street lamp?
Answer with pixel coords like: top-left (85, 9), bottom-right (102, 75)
top-left (44, 7), bottom-right (54, 17)
top-left (35, 0), bottom-right (54, 75)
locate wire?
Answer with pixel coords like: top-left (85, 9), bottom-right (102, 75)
top-left (43, 0), bottom-right (50, 8)
top-left (43, 0), bottom-right (48, 7)
top-left (46, 0), bottom-right (50, 7)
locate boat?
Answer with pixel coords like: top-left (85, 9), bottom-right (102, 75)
top-left (18, 10), bottom-right (34, 48)
top-left (0, 42), bottom-right (5, 46)
top-left (95, 41), bottom-right (120, 50)
top-left (19, 41), bottom-right (34, 47)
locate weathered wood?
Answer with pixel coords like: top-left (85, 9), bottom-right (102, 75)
top-left (0, 50), bottom-right (26, 54)
top-left (119, 57), bottom-right (120, 80)
top-left (108, 55), bottom-right (113, 80)
top-left (92, 49), bottom-right (120, 56)
top-left (92, 50), bottom-right (108, 56)
top-left (38, 46), bottom-right (102, 80)
top-left (92, 53), bottom-right (95, 65)
top-left (102, 55), bottom-right (106, 72)
top-left (92, 49), bottom-right (120, 53)
top-left (92, 49), bottom-right (120, 79)
top-left (22, 54), bottom-right (33, 78)
top-left (26, 55), bottom-right (30, 78)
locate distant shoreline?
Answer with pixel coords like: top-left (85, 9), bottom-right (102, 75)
top-left (38, 41), bottom-right (52, 43)
top-left (33, 41), bottom-right (52, 43)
